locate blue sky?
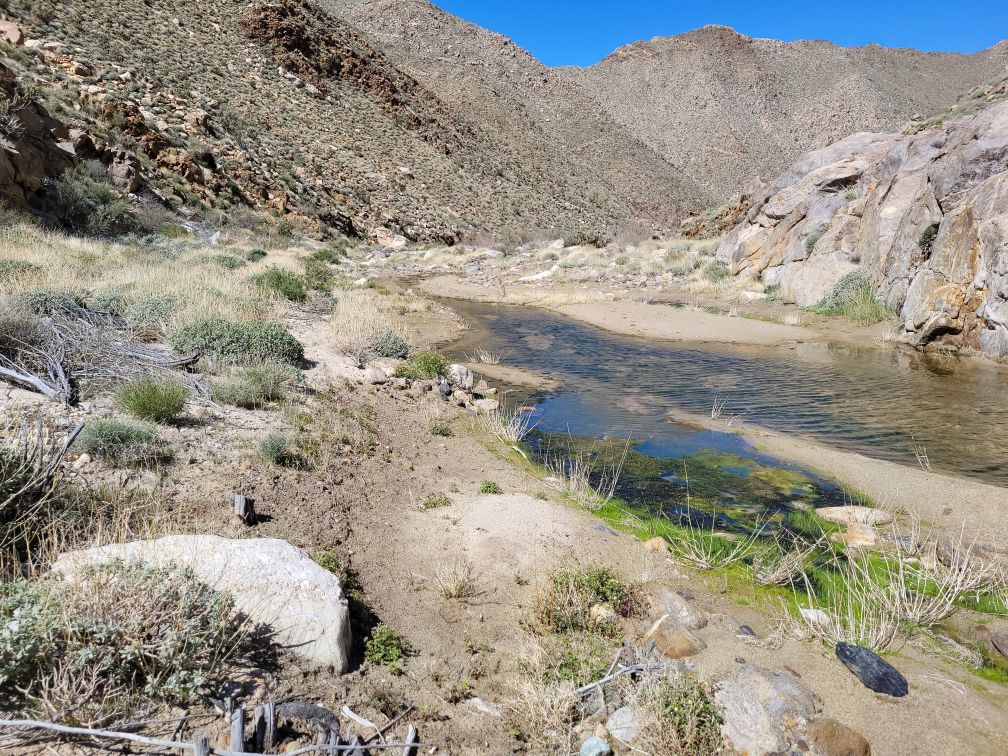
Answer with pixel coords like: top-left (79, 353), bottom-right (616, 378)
top-left (432, 1), bottom-right (1008, 67)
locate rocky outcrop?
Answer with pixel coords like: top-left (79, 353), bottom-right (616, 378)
top-left (0, 61), bottom-right (74, 209)
top-left (718, 99), bottom-right (1008, 358)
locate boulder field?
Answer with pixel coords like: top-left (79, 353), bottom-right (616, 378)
top-left (718, 98), bottom-right (1008, 358)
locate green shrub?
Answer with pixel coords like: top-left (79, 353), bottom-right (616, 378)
top-left (369, 327), bottom-right (409, 359)
top-left (126, 294), bottom-right (179, 325)
top-left (0, 561), bottom-right (244, 717)
top-left (421, 493), bottom-right (451, 510)
top-left (89, 286), bottom-right (132, 315)
top-left (169, 318), bottom-right (304, 365)
top-left (302, 258), bottom-right (333, 291)
top-left (536, 566), bottom-right (642, 635)
top-left (311, 244), bottom-right (346, 264)
top-left (702, 260), bottom-right (731, 282)
top-left (809, 270), bottom-right (892, 324)
top-left (49, 160), bottom-right (134, 236)
top-left (116, 377), bottom-right (189, 422)
top-left (77, 417), bottom-right (170, 465)
top-left (365, 623), bottom-right (410, 674)
top-left (479, 480), bottom-right (503, 495)
top-left (251, 266), bottom-right (306, 302)
top-left (245, 248), bottom-right (267, 262)
top-left (393, 351), bottom-right (449, 380)
top-left (17, 287), bottom-right (81, 314)
top-left (210, 362), bottom-right (296, 408)
top-left (919, 224), bottom-right (938, 253)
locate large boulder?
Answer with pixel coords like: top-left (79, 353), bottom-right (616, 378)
top-left (52, 536), bottom-right (352, 672)
top-left (718, 98), bottom-right (1008, 359)
top-left (714, 665), bottom-right (820, 755)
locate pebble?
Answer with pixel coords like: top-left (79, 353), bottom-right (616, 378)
top-left (605, 707), bottom-right (640, 744)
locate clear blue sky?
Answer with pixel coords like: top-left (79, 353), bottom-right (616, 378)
top-left (432, 1), bottom-right (1008, 67)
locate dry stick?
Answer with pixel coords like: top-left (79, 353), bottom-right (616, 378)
top-left (0, 720), bottom-right (425, 754)
top-left (569, 662), bottom-right (672, 698)
top-left (341, 705), bottom-right (384, 744)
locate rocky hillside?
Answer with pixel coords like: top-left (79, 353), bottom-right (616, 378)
top-left (0, 0), bottom-right (683, 242)
top-left (327, 0), bottom-right (705, 227)
top-left (717, 89), bottom-right (1008, 359)
top-left (563, 25), bottom-right (1008, 205)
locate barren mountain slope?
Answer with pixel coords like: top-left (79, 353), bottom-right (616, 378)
top-left (1, 0), bottom-right (675, 241)
top-left (563, 25), bottom-right (1008, 204)
top-left (328, 0), bottom-right (705, 225)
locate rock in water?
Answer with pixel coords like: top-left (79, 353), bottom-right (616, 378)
top-left (835, 643), bottom-right (908, 697)
top-left (53, 536), bottom-right (352, 672)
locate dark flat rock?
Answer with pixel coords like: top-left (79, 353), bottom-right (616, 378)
top-left (835, 642), bottom-right (908, 697)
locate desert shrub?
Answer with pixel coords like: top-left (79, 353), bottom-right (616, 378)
top-left (89, 286), bottom-right (132, 315)
top-left (48, 160), bottom-right (134, 236)
top-left (245, 248), bottom-right (267, 262)
top-left (116, 377), bottom-right (189, 422)
top-left (126, 294), bottom-right (179, 325)
top-left (369, 327), bottom-right (409, 359)
top-left (302, 258), bottom-right (333, 291)
top-left (810, 269), bottom-right (892, 324)
top-left (536, 565), bottom-right (642, 635)
top-left (251, 266), bottom-right (306, 302)
top-left (0, 560), bottom-right (244, 719)
top-left (562, 229), bottom-right (609, 248)
top-left (258, 432), bottom-right (301, 467)
top-left (919, 224), bottom-right (939, 253)
top-left (77, 418), bottom-right (170, 466)
top-left (429, 420), bottom-right (452, 437)
top-left (169, 318), bottom-right (304, 365)
top-left (17, 287), bottom-right (81, 314)
top-left (804, 230), bottom-right (823, 252)
top-left (393, 351), bottom-right (449, 380)
top-left (668, 256), bottom-right (701, 277)
top-left (365, 623), bottom-right (410, 674)
top-left (210, 362), bottom-right (296, 408)
top-left (311, 244), bottom-right (346, 264)
top-left (702, 260), bottom-right (731, 282)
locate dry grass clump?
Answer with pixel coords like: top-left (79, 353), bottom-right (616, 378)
top-left (629, 670), bottom-right (725, 755)
top-left (0, 560), bottom-right (246, 723)
top-left (437, 558), bottom-right (479, 601)
top-left (543, 438), bottom-right (629, 511)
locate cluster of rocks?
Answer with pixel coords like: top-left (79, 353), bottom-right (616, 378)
top-left (362, 361), bottom-right (500, 414)
top-left (718, 95), bottom-right (1008, 358)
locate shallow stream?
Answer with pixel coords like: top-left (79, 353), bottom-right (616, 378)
top-left (445, 298), bottom-right (1008, 494)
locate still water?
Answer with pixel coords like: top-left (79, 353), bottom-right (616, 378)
top-left (446, 299), bottom-right (1008, 488)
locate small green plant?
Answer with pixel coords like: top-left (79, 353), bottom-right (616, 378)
top-left (369, 327), bottom-right (409, 359)
top-left (919, 224), bottom-right (939, 254)
top-left (258, 432), bottom-right (298, 467)
top-left (365, 623), bottom-right (410, 674)
top-left (169, 318), bottom-right (304, 365)
top-left (638, 675), bottom-right (725, 755)
top-left (210, 362), bottom-right (296, 408)
top-left (804, 230), bottom-right (823, 252)
top-left (0, 259), bottom-right (40, 279)
top-left (536, 565), bottom-right (642, 635)
top-left (245, 248), bottom-right (268, 262)
top-left (393, 351), bottom-right (450, 380)
top-left (311, 244), bottom-right (346, 264)
top-left (77, 417), bottom-right (170, 465)
top-left (17, 288), bottom-right (80, 314)
top-left (479, 480), bottom-right (503, 494)
top-left (116, 376), bottom-right (189, 422)
top-left (421, 493), bottom-right (451, 510)
top-left (429, 420), bottom-right (452, 437)
top-left (212, 254), bottom-right (245, 270)
top-left (251, 266), bottom-right (306, 302)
